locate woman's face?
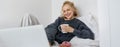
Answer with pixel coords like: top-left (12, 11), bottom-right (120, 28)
top-left (62, 4), bottom-right (74, 20)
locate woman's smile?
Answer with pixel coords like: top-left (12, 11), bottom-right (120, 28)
top-left (65, 12), bottom-right (71, 18)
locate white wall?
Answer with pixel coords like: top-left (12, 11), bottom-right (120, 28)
top-left (98, 0), bottom-right (111, 47)
top-left (0, 0), bottom-right (51, 29)
top-left (98, 0), bottom-right (120, 47)
top-left (109, 0), bottom-right (120, 47)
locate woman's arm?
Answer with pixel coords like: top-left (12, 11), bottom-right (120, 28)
top-left (60, 21), bottom-right (94, 40)
top-left (45, 17), bottom-right (60, 45)
top-left (72, 21), bottom-right (94, 40)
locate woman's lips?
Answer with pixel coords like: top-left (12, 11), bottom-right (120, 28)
top-left (65, 13), bottom-right (71, 17)
top-left (64, 12), bottom-right (72, 19)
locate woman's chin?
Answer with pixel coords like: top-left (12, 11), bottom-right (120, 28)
top-left (63, 16), bottom-right (72, 20)
top-left (64, 18), bottom-right (71, 20)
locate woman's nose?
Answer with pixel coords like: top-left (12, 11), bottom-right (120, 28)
top-left (65, 11), bottom-right (68, 14)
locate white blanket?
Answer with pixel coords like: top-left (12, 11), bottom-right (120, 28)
top-left (70, 37), bottom-right (99, 47)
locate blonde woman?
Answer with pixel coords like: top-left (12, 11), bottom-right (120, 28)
top-left (45, 1), bottom-right (94, 46)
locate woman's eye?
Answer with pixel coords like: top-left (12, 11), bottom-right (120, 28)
top-left (63, 11), bottom-right (65, 13)
top-left (67, 9), bottom-right (70, 11)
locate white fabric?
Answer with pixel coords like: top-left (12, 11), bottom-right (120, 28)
top-left (70, 36), bottom-right (99, 47)
top-left (52, 37), bottom-right (99, 47)
top-left (21, 14), bottom-right (40, 27)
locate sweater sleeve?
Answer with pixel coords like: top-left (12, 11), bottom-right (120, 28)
top-left (45, 17), bottom-right (60, 45)
top-left (72, 21), bottom-right (94, 40)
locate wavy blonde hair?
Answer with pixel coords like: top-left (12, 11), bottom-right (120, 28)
top-left (61, 1), bottom-right (78, 17)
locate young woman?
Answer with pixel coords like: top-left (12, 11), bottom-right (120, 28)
top-left (45, 1), bottom-right (94, 46)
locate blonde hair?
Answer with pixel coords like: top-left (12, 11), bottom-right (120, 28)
top-left (62, 1), bottom-right (78, 17)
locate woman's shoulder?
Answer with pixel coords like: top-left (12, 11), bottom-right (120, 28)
top-left (56, 17), bottom-right (64, 21)
top-left (74, 18), bottom-right (82, 22)
top-left (74, 18), bottom-right (86, 25)
top-left (53, 17), bottom-right (64, 23)
top-left (55, 17), bottom-right (63, 20)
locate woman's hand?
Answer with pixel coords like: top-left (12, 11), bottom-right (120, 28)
top-left (60, 24), bottom-right (74, 33)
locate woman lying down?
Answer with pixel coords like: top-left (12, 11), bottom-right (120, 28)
top-left (45, 1), bottom-right (94, 47)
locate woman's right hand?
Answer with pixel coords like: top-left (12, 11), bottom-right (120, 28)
top-left (60, 24), bottom-right (74, 33)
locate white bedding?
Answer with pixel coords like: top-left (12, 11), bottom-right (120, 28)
top-left (70, 37), bottom-right (99, 47)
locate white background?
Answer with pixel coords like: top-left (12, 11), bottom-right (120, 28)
top-left (98, 0), bottom-right (120, 47)
top-left (109, 0), bottom-right (120, 47)
top-left (0, 0), bottom-right (51, 29)
top-left (98, 0), bottom-right (111, 47)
